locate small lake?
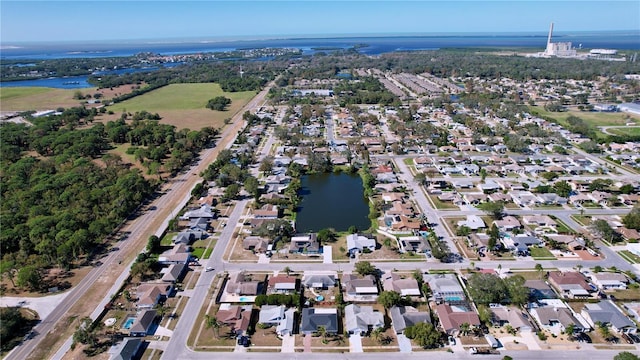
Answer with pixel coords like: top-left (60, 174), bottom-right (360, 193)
top-left (295, 172), bottom-right (369, 233)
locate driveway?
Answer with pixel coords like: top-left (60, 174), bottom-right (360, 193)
top-left (349, 333), bottom-right (363, 353)
top-left (281, 334), bottom-right (295, 353)
top-left (518, 330), bottom-right (542, 350)
top-left (396, 334), bottom-right (412, 353)
top-left (323, 246), bottom-right (333, 264)
top-left (304, 333), bottom-right (312, 352)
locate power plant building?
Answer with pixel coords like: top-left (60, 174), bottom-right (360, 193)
top-left (544, 23), bottom-right (576, 57)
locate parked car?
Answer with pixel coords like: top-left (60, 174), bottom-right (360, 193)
top-left (205, 267), bottom-right (214, 272)
top-left (237, 336), bottom-right (250, 347)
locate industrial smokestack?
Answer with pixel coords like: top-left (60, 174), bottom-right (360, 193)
top-left (547, 22), bottom-right (554, 46)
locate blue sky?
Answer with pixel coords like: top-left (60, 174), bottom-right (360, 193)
top-left (1, 1), bottom-right (639, 43)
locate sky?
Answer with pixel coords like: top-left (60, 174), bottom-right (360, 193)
top-left (1, 0), bottom-right (639, 43)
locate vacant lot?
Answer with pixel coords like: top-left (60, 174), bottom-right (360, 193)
top-left (105, 83), bottom-right (256, 130)
top-left (529, 106), bottom-right (638, 127)
top-left (607, 127), bottom-right (640, 136)
top-left (0, 87), bottom-right (88, 110)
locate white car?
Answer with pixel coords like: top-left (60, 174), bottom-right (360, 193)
top-left (205, 267), bottom-right (214, 272)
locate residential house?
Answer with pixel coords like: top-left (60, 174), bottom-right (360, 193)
top-left (346, 233), bottom-right (377, 255)
top-left (300, 308), bottom-right (339, 335)
top-left (425, 274), bottom-right (465, 304)
top-left (436, 304), bottom-right (481, 336)
top-left (618, 227), bottom-right (640, 242)
top-left (548, 271), bottom-right (593, 299)
top-left (590, 273), bottom-right (628, 290)
top-left (525, 279), bottom-right (557, 300)
top-left (188, 218), bottom-right (209, 232)
top-left (581, 301), bottom-right (637, 334)
top-left (529, 301), bottom-right (586, 334)
top-left (242, 236), bottom-right (270, 253)
top-left (224, 271), bottom-right (261, 296)
top-left (161, 262), bottom-right (187, 283)
top-left (136, 282), bottom-right (173, 310)
top-left (382, 273), bottom-right (421, 297)
top-left (390, 306), bottom-right (431, 334)
top-left (344, 304), bottom-right (384, 335)
top-left (258, 305), bottom-right (295, 336)
top-left (457, 215), bottom-right (486, 231)
top-left (398, 236), bottom-right (431, 253)
top-left (253, 204), bottom-right (279, 219)
top-left (129, 309), bottom-right (156, 337)
top-left (537, 193), bottom-right (568, 205)
top-left (267, 275), bottom-right (298, 294)
top-left (342, 274), bottom-right (379, 301)
top-left (181, 204), bottom-right (216, 220)
top-left (289, 234), bottom-right (321, 254)
top-left (216, 304), bottom-right (251, 336)
top-left (522, 215), bottom-right (557, 228)
top-left (109, 338), bottom-right (143, 360)
top-left (173, 231), bottom-right (206, 245)
top-left (492, 216), bottom-right (522, 232)
top-left (158, 244), bottom-right (190, 265)
top-left (511, 191), bottom-right (540, 207)
top-left (489, 305), bottom-right (533, 331)
top-left (302, 272), bottom-right (337, 289)
top-left (502, 234), bottom-right (542, 255)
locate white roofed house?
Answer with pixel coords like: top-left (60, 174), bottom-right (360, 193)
top-left (258, 305), bottom-right (295, 336)
top-left (489, 305), bottom-right (533, 332)
top-left (344, 304), bottom-right (384, 335)
top-left (346, 233), bottom-right (376, 255)
top-left (590, 272), bottom-right (628, 290)
top-left (424, 274), bottom-right (465, 304)
top-left (457, 215), bottom-right (486, 231)
top-left (180, 204), bottom-right (216, 220)
top-left (158, 244), bottom-right (190, 265)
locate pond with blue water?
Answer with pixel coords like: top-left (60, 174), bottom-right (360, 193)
top-left (295, 172), bottom-right (369, 233)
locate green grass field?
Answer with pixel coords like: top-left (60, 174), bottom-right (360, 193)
top-left (0, 87), bottom-right (88, 110)
top-left (529, 106), bottom-right (638, 128)
top-left (108, 83), bottom-right (255, 112)
top-left (529, 246), bottom-right (555, 260)
top-left (0, 87), bottom-right (53, 100)
top-left (607, 127), bottom-right (640, 136)
top-left (618, 250), bottom-right (640, 264)
top-left (104, 83), bottom-right (256, 130)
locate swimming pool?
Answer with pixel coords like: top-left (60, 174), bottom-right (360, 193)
top-left (239, 297), bottom-right (249, 302)
top-left (122, 317), bottom-right (136, 330)
top-left (445, 296), bottom-right (464, 302)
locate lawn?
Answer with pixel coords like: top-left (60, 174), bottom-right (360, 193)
top-left (571, 215), bottom-right (592, 226)
top-left (106, 83), bottom-right (256, 130)
top-left (428, 195), bottom-right (459, 210)
top-left (608, 127), bottom-right (640, 136)
top-left (0, 86), bottom-right (89, 110)
top-left (618, 250), bottom-right (640, 264)
top-left (529, 246), bottom-right (556, 260)
top-left (529, 106), bottom-right (639, 127)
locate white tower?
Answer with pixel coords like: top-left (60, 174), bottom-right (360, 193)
top-left (545, 22), bottom-right (555, 56)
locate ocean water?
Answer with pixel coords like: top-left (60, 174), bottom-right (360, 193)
top-left (2, 32), bottom-right (638, 88)
top-left (2, 31), bottom-right (639, 60)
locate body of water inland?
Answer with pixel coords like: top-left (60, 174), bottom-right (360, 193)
top-left (295, 172), bottom-right (370, 233)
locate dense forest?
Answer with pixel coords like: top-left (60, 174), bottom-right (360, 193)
top-left (0, 108), bottom-right (217, 291)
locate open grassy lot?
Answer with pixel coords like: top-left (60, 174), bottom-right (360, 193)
top-left (530, 246), bottom-right (556, 260)
top-left (608, 127), bottom-right (640, 136)
top-left (529, 106), bottom-right (639, 127)
top-left (0, 86), bottom-right (88, 110)
top-left (105, 83), bottom-right (256, 130)
top-left (618, 250), bottom-right (640, 264)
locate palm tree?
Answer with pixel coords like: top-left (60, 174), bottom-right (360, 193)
top-left (317, 326), bottom-right (328, 344)
top-left (283, 266), bottom-right (292, 276)
top-left (372, 327), bottom-right (384, 344)
top-left (460, 322), bottom-right (471, 336)
top-left (205, 314), bottom-right (221, 339)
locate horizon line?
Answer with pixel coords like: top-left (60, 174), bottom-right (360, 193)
top-left (3, 29), bottom-right (639, 45)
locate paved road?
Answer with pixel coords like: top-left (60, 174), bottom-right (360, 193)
top-left (161, 199), bottom-right (249, 360)
top-left (394, 158), bottom-right (460, 255)
top-left (8, 83), bottom-right (275, 360)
